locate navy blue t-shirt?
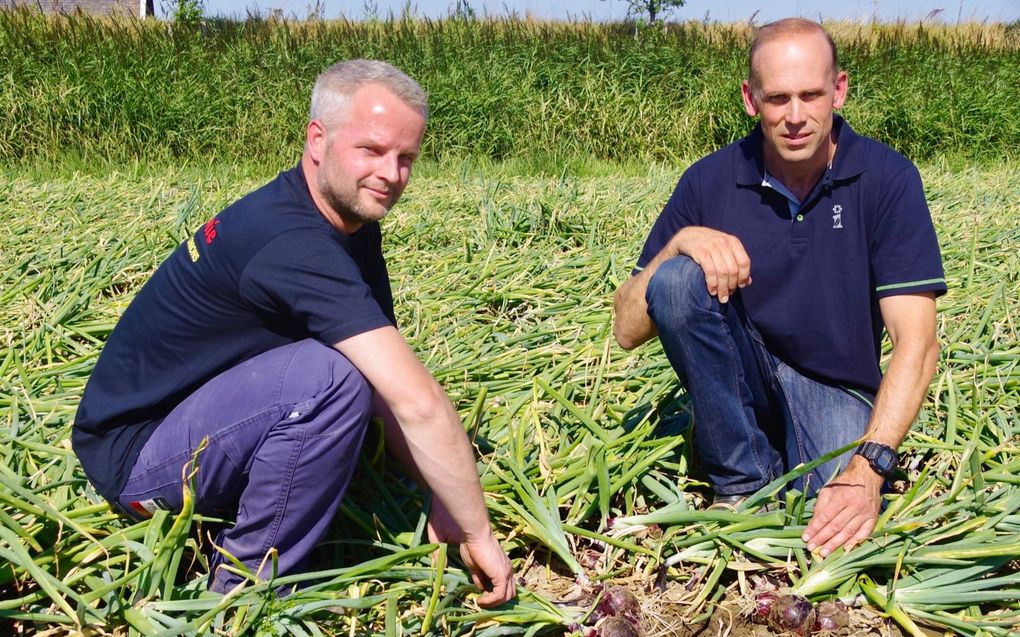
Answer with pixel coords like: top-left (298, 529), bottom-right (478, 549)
top-left (73, 165), bottom-right (396, 501)
top-left (636, 117), bottom-right (946, 399)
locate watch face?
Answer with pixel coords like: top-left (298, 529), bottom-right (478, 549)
top-left (858, 442), bottom-right (897, 477)
top-left (874, 447), bottom-right (897, 474)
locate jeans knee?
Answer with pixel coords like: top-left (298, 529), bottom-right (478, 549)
top-left (646, 256), bottom-right (709, 331)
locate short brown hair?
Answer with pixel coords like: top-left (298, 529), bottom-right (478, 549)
top-left (747, 18), bottom-right (839, 98)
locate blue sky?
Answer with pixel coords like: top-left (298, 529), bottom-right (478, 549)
top-left (188, 0), bottom-right (1020, 22)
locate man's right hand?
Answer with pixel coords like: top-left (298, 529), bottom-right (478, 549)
top-left (336, 328), bottom-right (517, 608)
top-left (613, 226), bottom-right (751, 350)
top-left (669, 227), bottom-right (751, 304)
top-left (428, 497), bottom-right (515, 607)
top-left (457, 533), bottom-right (516, 608)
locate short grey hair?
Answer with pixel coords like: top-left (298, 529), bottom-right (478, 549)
top-left (309, 59), bottom-right (428, 130)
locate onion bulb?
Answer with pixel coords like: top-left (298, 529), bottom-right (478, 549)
top-left (752, 590), bottom-right (779, 623)
top-left (597, 616), bottom-right (639, 637)
top-left (767, 594), bottom-right (816, 636)
top-left (596, 585), bottom-right (640, 621)
top-left (813, 600), bottom-right (850, 634)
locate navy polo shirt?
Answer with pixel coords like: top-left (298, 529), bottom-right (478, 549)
top-left (636, 117), bottom-right (946, 399)
top-left (73, 164), bottom-right (396, 501)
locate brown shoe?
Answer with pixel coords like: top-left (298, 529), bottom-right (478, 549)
top-left (707, 494), bottom-right (747, 511)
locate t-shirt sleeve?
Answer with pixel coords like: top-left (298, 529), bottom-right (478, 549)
top-left (238, 231), bottom-right (394, 345)
top-left (363, 252), bottom-right (396, 326)
top-left (634, 167), bottom-right (702, 274)
top-left (869, 162), bottom-right (948, 299)
top-left (349, 223), bottom-right (397, 326)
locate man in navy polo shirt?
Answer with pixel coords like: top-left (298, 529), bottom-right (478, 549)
top-left (613, 19), bottom-right (945, 557)
top-left (73, 60), bottom-right (515, 603)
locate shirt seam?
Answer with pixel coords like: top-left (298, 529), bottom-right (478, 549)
top-left (875, 277), bottom-right (947, 292)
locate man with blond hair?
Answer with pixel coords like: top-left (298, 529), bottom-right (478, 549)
top-left (74, 60), bottom-right (515, 602)
top-left (614, 19), bottom-right (945, 556)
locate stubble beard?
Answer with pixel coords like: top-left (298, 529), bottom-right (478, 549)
top-left (319, 173), bottom-right (389, 228)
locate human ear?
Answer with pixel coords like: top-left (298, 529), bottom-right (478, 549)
top-left (741, 80), bottom-right (760, 117)
top-left (306, 120), bottom-right (329, 163)
top-left (832, 71), bottom-right (849, 110)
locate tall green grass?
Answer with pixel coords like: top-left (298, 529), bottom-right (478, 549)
top-left (2, 9), bottom-right (1019, 169)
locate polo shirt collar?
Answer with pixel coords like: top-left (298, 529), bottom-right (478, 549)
top-left (828, 116), bottom-right (869, 181)
top-left (735, 115), bottom-right (869, 187)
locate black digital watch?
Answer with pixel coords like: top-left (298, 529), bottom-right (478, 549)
top-left (854, 441), bottom-right (898, 478)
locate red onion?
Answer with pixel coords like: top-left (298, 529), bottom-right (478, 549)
top-left (597, 616), bottom-right (639, 637)
top-left (813, 600), bottom-right (850, 634)
top-left (767, 594), bottom-right (816, 636)
top-left (752, 590), bottom-right (779, 623)
top-left (596, 585), bottom-right (640, 621)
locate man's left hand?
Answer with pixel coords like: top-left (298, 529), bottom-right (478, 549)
top-left (802, 457), bottom-right (883, 557)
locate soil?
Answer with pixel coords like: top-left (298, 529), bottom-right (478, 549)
top-left (517, 561), bottom-right (934, 637)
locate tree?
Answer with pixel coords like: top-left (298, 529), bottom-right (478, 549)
top-left (618, 0), bottom-right (687, 23)
top-left (164, 0), bottom-right (205, 26)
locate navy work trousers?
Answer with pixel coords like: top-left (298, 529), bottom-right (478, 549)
top-left (645, 256), bottom-right (871, 497)
top-left (116, 339), bottom-right (372, 592)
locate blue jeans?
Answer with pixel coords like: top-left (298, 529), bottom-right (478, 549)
top-left (645, 256), bottom-right (870, 497)
top-left (116, 339), bottom-right (373, 592)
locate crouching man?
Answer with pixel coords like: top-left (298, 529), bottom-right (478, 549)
top-left (73, 59), bottom-right (515, 603)
top-left (613, 19), bottom-right (945, 557)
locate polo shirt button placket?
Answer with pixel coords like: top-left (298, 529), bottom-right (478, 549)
top-left (792, 212), bottom-right (810, 251)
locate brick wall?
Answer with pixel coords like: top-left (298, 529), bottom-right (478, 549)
top-left (0, 0), bottom-right (154, 17)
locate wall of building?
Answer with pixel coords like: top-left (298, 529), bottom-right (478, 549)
top-left (0, 0), bottom-right (154, 17)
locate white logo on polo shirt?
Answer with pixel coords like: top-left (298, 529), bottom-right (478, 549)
top-left (832, 204), bottom-right (844, 229)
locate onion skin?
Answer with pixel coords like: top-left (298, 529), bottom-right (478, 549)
top-left (813, 600), bottom-right (850, 634)
top-left (568, 622), bottom-right (597, 637)
top-left (596, 585), bottom-right (641, 621)
top-left (597, 616), bottom-right (639, 637)
top-left (752, 591), bottom-right (779, 624)
top-left (767, 594), bottom-right (816, 636)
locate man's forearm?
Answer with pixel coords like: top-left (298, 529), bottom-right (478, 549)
top-left (335, 328), bottom-right (494, 539)
top-left (613, 267), bottom-right (659, 350)
top-left (376, 394), bottom-right (491, 533)
top-left (613, 231), bottom-right (687, 349)
top-left (387, 385), bottom-right (493, 539)
top-left (859, 333), bottom-right (939, 453)
top-left (614, 226), bottom-right (752, 350)
top-left (860, 297), bottom-right (940, 454)
top-left (802, 294), bottom-right (937, 555)
top-left (833, 332), bottom-right (938, 491)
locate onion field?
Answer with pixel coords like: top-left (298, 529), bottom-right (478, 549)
top-left (3, 9), bottom-right (1020, 637)
top-left (2, 159), bottom-right (1018, 636)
